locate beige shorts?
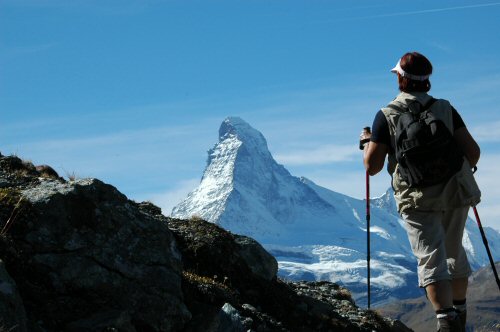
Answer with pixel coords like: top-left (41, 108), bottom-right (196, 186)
top-left (401, 207), bottom-right (472, 288)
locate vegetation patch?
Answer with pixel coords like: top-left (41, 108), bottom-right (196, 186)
top-left (0, 188), bottom-right (32, 236)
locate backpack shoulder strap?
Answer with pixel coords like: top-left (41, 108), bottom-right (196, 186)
top-left (386, 102), bottom-right (405, 113)
top-left (387, 97), bottom-right (437, 115)
top-left (422, 98), bottom-right (437, 111)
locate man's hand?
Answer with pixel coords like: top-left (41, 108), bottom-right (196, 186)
top-left (359, 127), bottom-right (371, 150)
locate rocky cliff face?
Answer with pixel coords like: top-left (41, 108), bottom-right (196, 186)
top-left (0, 153), bottom-right (410, 332)
top-left (0, 154), bottom-right (190, 331)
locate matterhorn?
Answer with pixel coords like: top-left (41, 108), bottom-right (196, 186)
top-left (172, 116), bottom-right (500, 305)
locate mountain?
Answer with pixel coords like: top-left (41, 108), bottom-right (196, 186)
top-left (171, 116), bottom-right (500, 306)
top-left (377, 262), bottom-right (500, 332)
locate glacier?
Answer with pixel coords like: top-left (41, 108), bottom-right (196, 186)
top-left (171, 116), bottom-right (500, 306)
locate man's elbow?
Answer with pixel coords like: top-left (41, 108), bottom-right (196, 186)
top-left (367, 169), bottom-right (381, 176)
top-left (364, 161), bottom-right (383, 176)
top-left (468, 146), bottom-right (480, 167)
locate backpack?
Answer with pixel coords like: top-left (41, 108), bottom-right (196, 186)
top-left (388, 98), bottom-right (464, 188)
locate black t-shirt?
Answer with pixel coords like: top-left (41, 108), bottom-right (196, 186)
top-left (370, 106), bottom-right (466, 149)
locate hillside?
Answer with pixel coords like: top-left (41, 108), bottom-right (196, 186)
top-left (377, 262), bottom-right (500, 332)
top-left (0, 153), bottom-right (411, 331)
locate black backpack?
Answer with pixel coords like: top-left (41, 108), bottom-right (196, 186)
top-left (388, 98), bottom-right (464, 188)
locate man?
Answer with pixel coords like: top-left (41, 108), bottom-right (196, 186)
top-left (361, 52), bottom-right (481, 332)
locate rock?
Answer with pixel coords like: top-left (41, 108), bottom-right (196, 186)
top-left (234, 235), bottom-right (278, 281)
top-left (0, 259), bottom-right (28, 332)
top-left (34, 165), bottom-right (60, 180)
top-left (167, 217), bottom-right (277, 287)
top-left (0, 162), bottom-right (191, 331)
top-left (65, 310), bottom-right (136, 332)
top-left (168, 217), bottom-right (412, 332)
top-left (216, 303), bottom-right (246, 332)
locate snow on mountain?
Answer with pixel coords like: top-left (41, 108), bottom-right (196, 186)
top-left (171, 116), bottom-right (500, 306)
top-left (172, 116), bottom-right (356, 245)
top-left (462, 218), bottom-right (500, 269)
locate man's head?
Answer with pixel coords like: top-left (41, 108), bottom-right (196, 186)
top-left (391, 52), bottom-right (433, 92)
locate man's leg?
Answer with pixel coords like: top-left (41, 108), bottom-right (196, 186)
top-left (443, 207), bottom-right (471, 331)
top-left (451, 277), bottom-right (468, 300)
top-left (426, 277), bottom-right (467, 309)
top-left (426, 280), bottom-right (462, 331)
top-left (452, 277), bottom-right (468, 330)
top-left (402, 210), bottom-right (461, 331)
top-left (426, 280), bottom-right (453, 310)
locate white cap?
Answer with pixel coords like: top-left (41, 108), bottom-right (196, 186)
top-left (391, 59), bottom-right (431, 81)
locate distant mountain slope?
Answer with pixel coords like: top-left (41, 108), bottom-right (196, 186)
top-left (377, 262), bottom-right (500, 332)
top-left (171, 116), bottom-right (500, 306)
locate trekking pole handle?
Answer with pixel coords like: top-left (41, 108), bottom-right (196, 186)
top-left (359, 127), bottom-right (371, 150)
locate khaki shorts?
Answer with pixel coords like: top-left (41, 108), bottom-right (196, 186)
top-left (401, 207), bottom-right (472, 288)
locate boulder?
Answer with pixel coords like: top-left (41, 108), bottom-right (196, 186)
top-left (167, 217), bottom-right (278, 288)
top-left (0, 259), bottom-right (27, 332)
top-left (0, 159), bottom-right (190, 332)
top-left (234, 235), bottom-right (278, 281)
top-left (216, 303), bottom-right (246, 332)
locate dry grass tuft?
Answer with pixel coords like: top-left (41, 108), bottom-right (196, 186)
top-left (182, 270), bottom-right (231, 290)
top-left (189, 214), bottom-right (204, 222)
top-left (65, 170), bottom-right (78, 181)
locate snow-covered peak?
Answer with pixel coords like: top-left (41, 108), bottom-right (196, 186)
top-left (173, 117), bottom-right (346, 243)
top-left (219, 117), bottom-right (269, 151)
top-left (371, 188), bottom-right (398, 216)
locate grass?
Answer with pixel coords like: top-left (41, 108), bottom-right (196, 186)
top-left (0, 188), bottom-right (30, 236)
top-left (64, 170), bottom-right (78, 181)
top-left (182, 270), bottom-right (231, 290)
top-left (189, 215), bottom-right (204, 222)
top-left (0, 188), bottom-right (22, 207)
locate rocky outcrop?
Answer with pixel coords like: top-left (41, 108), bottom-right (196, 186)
top-left (169, 217), bottom-right (411, 332)
top-left (0, 154), bottom-right (190, 331)
top-left (0, 154), bottom-right (411, 331)
top-left (0, 259), bottom-right (27, 331)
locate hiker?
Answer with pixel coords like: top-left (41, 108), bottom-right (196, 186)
top-left (360, 52), bottom-right (481, 332)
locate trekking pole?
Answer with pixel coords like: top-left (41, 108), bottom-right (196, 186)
top-left (472, 205), bottom-right (500, 292)
top-left (366, 170), bottom-right (371, 308)
top-left (360, 126), bottom-right (372, 308)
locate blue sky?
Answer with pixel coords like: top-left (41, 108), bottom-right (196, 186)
top-left (2, 0), bottom-right (500, 231)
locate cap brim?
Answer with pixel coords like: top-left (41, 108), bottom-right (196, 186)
top-left (391, 59), bottom-right (401, 74)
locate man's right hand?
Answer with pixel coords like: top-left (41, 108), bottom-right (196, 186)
top-left (359, 127), bottom-right (371, 150)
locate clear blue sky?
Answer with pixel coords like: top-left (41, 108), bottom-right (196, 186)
top-left (2, 0), bottom-right (500, 231)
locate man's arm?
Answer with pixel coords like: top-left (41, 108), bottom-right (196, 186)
top-left (363, 141), bottom-right (389, 175)
top-left (454, 127), bottom-right (480, 167)
top-left (360, 111), bottom-right (390, 176)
